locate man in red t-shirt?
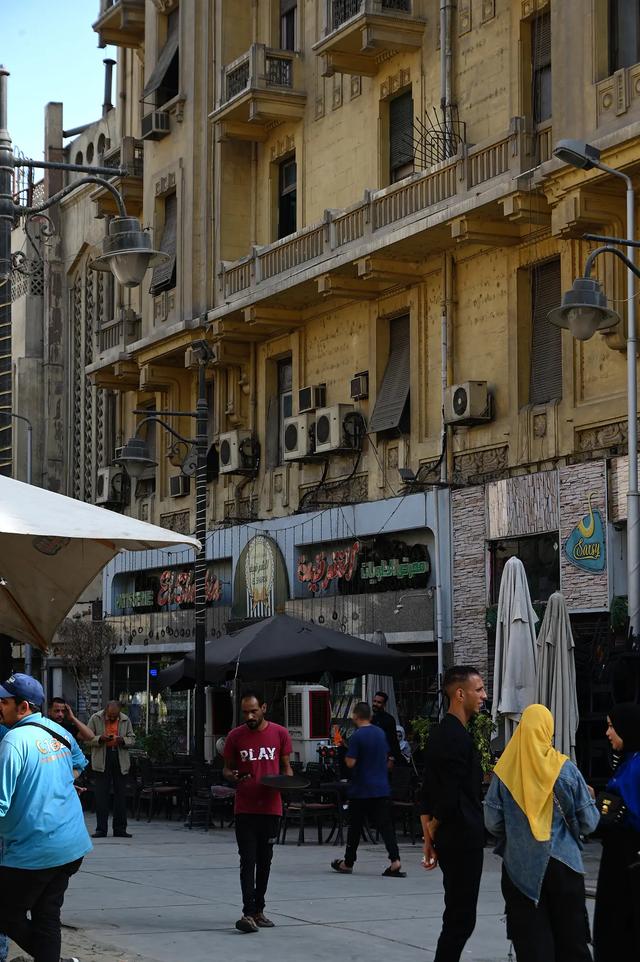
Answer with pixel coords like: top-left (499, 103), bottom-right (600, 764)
top-left (223, 690), bottom-right (293, 934)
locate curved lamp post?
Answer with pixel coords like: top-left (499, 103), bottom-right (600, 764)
top-left (115, 340), bottom-right (213, 772)
top-left (551, 138), bottom-right (640, 642)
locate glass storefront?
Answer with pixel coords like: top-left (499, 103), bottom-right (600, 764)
top-left (111, 654), bottom-right (190, 752)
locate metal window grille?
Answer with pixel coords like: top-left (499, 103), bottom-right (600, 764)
top-left (267, 55), bottom-right (293, 87)
top-left (226, 61), bottom-right (250, 100)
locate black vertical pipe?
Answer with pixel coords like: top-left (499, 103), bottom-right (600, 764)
top-left (193, 359), bottom-right (208, 770)
top-left (0, 67), bottom-right (14, 476)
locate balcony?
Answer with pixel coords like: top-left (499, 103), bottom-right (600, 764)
top-left (216, 126), bottom-right (536, 308)
top-left (91, 137), bottom-right (144, 217)
top-left (314, 0), bottom-right (426, 78)
top-left (210, 44), bottom-right (306, 141)
top-left (96, 311), bottom-right (142, 355)
top-left (93, 0), bottom-right (145, 49)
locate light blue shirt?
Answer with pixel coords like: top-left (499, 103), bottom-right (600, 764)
top-left (484, 759), bottom-right (600, 903)
top-left (0, 712), bottom-right (92, 869)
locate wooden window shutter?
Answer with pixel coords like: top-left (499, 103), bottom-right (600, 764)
top-left (389, 91), bottom-right (414, 174)
top-left (368, 315), bottom-right (411, 433)
top-left (529, 258), bottom-right (562, 406)
top-left (149, 193), bottom-right (177, 295)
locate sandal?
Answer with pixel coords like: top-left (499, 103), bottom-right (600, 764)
top-left (331, 858), bottom-right (353, 874)
top-left (382, 866), bottom-right (406, 877)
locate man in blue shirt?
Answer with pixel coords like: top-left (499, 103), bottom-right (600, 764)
top-left (0, 673), bottom-right (92, 962)
top-left (330, 701), bottom-right (405, 877)
top-left (0, 723), bottom-right (7, 962)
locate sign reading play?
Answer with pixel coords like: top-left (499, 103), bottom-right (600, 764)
top-left (564, 492), bottom-right (606, 573)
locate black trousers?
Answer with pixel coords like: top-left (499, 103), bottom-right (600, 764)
top-left (434, 843), bottom-right (483, 962)
top-left (502, 857), bottom-right (592, 962)
top-left (593, 828), bottom-right (640, 962)
top-left (94, 749), bottom-right (128, 834)
top-left (344, 797), bottom-right (400, 866)
top-left (0, 858), bottom-right (82, 962)
top-left (234, 813), bottom-right (280, 916)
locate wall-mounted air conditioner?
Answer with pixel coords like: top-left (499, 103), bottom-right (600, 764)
top-left (219, 430), bottom-right (258, 474)
top-left (444, 381), bottom-right (493, 425)
top-left (298, 384), bottom-right (326, 414)
top-left (169, 474), bottom-right (190, 498)
top-left (283, 414), bottom-right (315, 461)
top-left (95, 465), bottom-right (121, 505)
top-left (141, 110), bottom-right (170, 141)
top-left (314, 404), bottom-right (355, 454)
top-left (350, 371), bottom-right (369, 401)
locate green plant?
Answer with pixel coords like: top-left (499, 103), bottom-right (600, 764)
top-left (410, 716), bottom-right (432, 750)
top-left (469, 711), bottom-right (497, 775)
top-left (610, 595), bottom-right (628, 634)
top-left (137, 724), bottom-right (182, 764)
top-left (485, 605), bottom-right (498, 633)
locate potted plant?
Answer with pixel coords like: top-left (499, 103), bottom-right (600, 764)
top-left (468, 711), bottom-right (497, 778)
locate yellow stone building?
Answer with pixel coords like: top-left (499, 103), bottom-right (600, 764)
top-left (12, 0), bottom-right (640, 752)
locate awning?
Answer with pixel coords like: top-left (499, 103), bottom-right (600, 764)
top-left (368, 315), bottom-right (410, 433)
top-left (142, 28), bottom-right (179, 100)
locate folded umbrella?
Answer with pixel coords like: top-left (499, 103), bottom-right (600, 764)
top-left (535, 591), bottom-right (579, 761)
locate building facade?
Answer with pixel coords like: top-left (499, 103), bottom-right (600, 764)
top-left (10, 1), bottom-right (640, 751)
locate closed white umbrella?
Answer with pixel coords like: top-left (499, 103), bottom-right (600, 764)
top-left (0, 475), bottom-right (200, 652)
top-left (492, 556), bottom-right (538, 744)
top-left (535, 591), bottom-right (579, 761)
top-left (366, 630), bottom-right (399, 720)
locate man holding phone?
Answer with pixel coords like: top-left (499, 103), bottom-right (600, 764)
top-left (87, 701), bottom-right (135, 839)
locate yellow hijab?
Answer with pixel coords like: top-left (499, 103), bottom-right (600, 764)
top-left (493, 704), bottom-right (568, 842)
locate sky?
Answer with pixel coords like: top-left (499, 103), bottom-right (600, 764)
top-left (1, 0), bottom-right (116, 161)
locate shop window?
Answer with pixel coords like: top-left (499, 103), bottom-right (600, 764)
top-left (368, 315), bottom-right (411, 435)
top-left (609, 0), bottom-right (640, 72)
top-left (531, 10), bottom-right (551, 125)
top-left (489, 532), bottom-right (560, 605)
top-left (281, 0), bottom-right (296, 50)
top-left (389, 89), bottom-right (414, 183)
top-left (149, 192), bottom-right (177, 296)
top-left (142, 7), bottom-right (180, 109)
top-left (529, 258), bottom-right (562, 406)
top-left (278, 156), bottom-right (297, 239)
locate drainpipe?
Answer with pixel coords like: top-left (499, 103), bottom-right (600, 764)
top-left (441, 252), bottom-right (454, 483)
top-left (440, 0), bottom-right (456, 156)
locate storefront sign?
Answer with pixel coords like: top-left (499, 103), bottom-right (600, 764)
top-left (157, 569), bottom-right (223, 606)
top-left (297, 542), bottom-right (360, 594)
top-left (113, 561), bottom-right (231, 613)
top-left (115, 590), bottom-right (154, 610)
top-left (564, 492), bottom-right (606, 573)
top-left (245, 536), bottom-right (275, 613)
top-left (232, 535), bottom-right (289, 620)
top-left (360, 558), bottom-right (429, 583)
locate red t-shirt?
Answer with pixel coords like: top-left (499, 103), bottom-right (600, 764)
top-left (224, 721), bottom-right (293, 816)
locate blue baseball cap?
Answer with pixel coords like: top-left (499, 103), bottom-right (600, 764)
top-left (0, 673), bottom-right (45, 706)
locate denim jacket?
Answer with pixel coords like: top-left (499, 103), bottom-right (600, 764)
top-left (484, 759), bottom-right (600, 902)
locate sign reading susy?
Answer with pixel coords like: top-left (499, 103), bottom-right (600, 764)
top-left (564, 492), bottom-right (606, 573)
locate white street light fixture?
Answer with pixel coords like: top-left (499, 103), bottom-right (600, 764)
top-left (91, 216), bottom-right (170, 288)
top-left (114, 437), bottom-right (158, 481)
top-left (548, 276), bottom-right (620, 340)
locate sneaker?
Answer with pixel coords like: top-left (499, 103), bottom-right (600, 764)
top-left (235, 915), bottom-right (259, 934)
top-left (113, 831), bottom-right (133, 838)
top-left (252, 912), bottom-right (275, 928)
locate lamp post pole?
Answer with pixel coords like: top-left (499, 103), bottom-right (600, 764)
top-left (0, 67), bottom-right (14, 476)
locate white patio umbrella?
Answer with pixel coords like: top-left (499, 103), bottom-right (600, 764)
top-left (492, 556), bottom-right (539, 744)
top-left (0, 475), bottom-right (200, 652)
top-left (535, 591), bottom-right (579, 761)
top-left (366, 630), bottom-right (399, 720)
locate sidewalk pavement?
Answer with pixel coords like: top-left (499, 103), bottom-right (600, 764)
top-left (10, 817), bottom-right (602, 962)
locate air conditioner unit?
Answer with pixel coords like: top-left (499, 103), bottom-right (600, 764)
top-left (285, 685), bottom-right (331, 764)
top-left (95, 465), bottom-right (121, 505)
top-left (444, 380), bottom-right (493, 425)
top-left (314, 404), bottom-right (355, 454)
top-left (141, 110), bottom-right (170, 141)
top-left (283, 414), bottom-right (315, 461)
top-left (350, 371), bottom-right (369, 401)
top-left (219, 430), bottom-right (255, 474)
top-left (298, 384), bottom-right (326, 414)
top-left (169, 474), bottom-right (190, 498)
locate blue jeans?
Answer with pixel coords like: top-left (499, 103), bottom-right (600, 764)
top-left (0, 932), bottom-right (9, 962)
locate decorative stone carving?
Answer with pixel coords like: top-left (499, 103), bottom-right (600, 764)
top-left (159, 510), bottom-right (191, 534)
top-left (150, 0), bottom-right (179, 12)
top-left (453, 446), bottom-right (508, 484)
top-left (380, 68), bottom-right (410, 101)
top-left (332, 73), bottom-right (343, 110)
top-left (481, 0), bottom-right (496, 22)
top-left (596, 64), bottom-right (640, 126)
top-left (350, 75), bottom-right (362, 100)
top-left (270, 135), bottom-right (296, 161)
top-left (458, 0), bottom-right (471, 34)
top-left (577, 420), bottom-right (634, 455)
top-left (521, 0), bottom-right (549, 18)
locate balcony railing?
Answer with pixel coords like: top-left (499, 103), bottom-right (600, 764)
top-left (222, 45), bottom-right (297, 105)
top-left (219, 125), bottom-right (533, 303)
top-left (93, 0), bottom-right (145, 49)
top-left (97, 313), bottom-right (141, 354)
top-left (332, 0), bottom-right (411, 29)
top-left (102, 136), bottom-right (144, 177)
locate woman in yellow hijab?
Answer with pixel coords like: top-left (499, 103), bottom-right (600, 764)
top-left (485, 704), bottom-right (599, 962)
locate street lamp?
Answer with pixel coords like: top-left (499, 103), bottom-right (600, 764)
top-left (552, 137), bottom-right (640, 641)
top-left (0, 65), bottom-right (169, 476)
top-left (115, 339), bottom-right (213, 771)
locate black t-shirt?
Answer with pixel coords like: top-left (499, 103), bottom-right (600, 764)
top-left (371, 709), bottom-right (404, 764)
top-left (420, 713), bottom-right (484, 850)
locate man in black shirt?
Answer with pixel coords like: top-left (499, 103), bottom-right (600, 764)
top-left (371, 691), bottom-right (404, 765)
top-left (420, 665), bottom-right (487, 962)
top-left (48, 697), bottom-right (94, 743)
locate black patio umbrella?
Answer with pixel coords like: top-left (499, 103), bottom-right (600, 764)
top-left (155, 614), bottom-right (410, 690)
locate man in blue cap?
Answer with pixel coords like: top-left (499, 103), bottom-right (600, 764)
top-left (0, 672), bottom-right (92, 962)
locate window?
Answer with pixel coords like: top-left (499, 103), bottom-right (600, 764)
top-left (609, 0), bottom-right (640, 72)
top-left (368, 315), bottom-right (411, 434)
top-left (532, 10), bottom-right (551, 124)
top-left (149, 192), bottom-right (177, 296)
top-left (529, 258), bottom-right (562, 406)
top-left (142, 8), bottom-right (179, 109)
top-left (281, 0), bottom-right (296, 50)
top-left (278, 157), bottom-right (297, 239)
top-left (489, 533), bottom-right (560, 605)
top-left (389, 90), bottom-right (414, 183)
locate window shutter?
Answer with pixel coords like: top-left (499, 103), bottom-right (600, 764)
top-left (280, 0), bottom-right (297, 12)
top-left (532, 11), bottom-right (551, 68)
top-left (149, 193), bottom-right (177, 294)
top-left (368, 315), bottom-right (411, 433)
top-left (389, 91), bottom-right (414, 173)
top-left (529, 258), bottom-right (562, 406)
